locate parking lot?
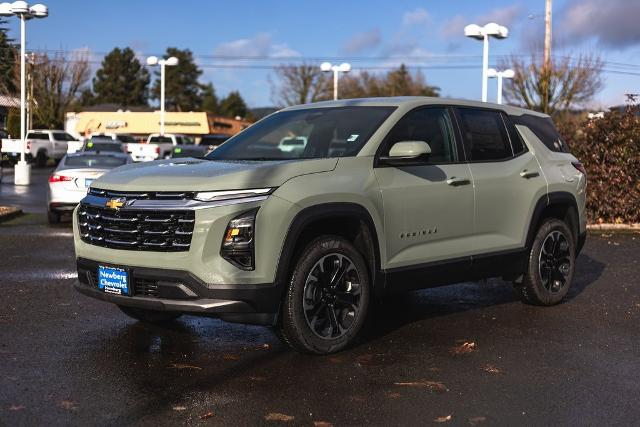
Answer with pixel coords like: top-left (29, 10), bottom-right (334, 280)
top-left (1, 166), bottom-right (639, 425)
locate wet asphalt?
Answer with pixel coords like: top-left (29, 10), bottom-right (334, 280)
top-left (1, 166), bottom-right (640, 426)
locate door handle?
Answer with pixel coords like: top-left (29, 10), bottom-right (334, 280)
top-left (446, 177), bottom-right (471, 186)
top-left (520, 170), bottom-right (540, 179)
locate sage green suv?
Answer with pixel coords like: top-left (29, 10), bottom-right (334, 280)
top-left (73, 97), bottom-right (587, 354)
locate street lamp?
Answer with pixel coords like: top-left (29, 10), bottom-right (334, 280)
top-left (0, 1), bottom-right (49, 186)
top-left (320, 62), bottom-right (351, 100)
top-left (146, 55), bottom-right (179, 136)
top-left (464, 22), bottom-right (508, 103)
top-left (487, 68), bottom-right (515, 105)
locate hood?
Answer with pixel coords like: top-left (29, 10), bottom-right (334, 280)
top-left (91, 158), bottom-right (338, 192)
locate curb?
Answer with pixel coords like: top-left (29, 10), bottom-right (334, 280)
top-left (587, 223), bottom-right (640, 233)
top-left (0, 207), bottom-right (23, 223)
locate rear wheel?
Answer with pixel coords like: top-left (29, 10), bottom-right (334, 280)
top-left (118, 305), bottom-right (182, 323)
top-left (35, 150), bottom-right (47, 168)
top-left (277, 235), bottom-right (371, 354)
top-left (515, 219), bottom-right (576, 306)
top-left (47, 209), bottom-right (61, 224)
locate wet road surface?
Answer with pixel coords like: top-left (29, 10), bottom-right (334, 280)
top-left (1, 166), bottom-right (640, 425)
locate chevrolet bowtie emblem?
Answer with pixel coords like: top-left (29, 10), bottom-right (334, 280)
top-left (105, 198), bottom-right (125, 210)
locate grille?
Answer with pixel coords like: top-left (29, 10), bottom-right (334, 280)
top-left (88, 188), bottom-right (194, 200)
top-left (78, 204), bottom-right (195, 251)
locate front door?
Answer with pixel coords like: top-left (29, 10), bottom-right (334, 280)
top-left (374, 107), bottom-right (475, 272)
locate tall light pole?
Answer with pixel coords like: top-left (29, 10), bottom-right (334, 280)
top-left (320, 62), bottom-right (351, 100)
top-left (0, 1), bottom-right (48, 186)
top-left (464, 23), bottom-right (508, 102)
top-left (146, 55), bottom-right (178, 135)
top-left (487, 68), bottom-right (514, 104)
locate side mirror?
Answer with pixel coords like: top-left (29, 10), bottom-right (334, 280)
top-left (379, 141), bottom-right (431, 167)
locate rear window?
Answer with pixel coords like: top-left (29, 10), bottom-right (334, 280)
top-left (149, 136), bottom-right (173, 143)
top-left (512, 114), bottom-right (568, 153)
top-left (27, 132), bottom-right (49, 140)
top-left (64, 155), bottom-right (127, 168)
top-left (54, 132), bottom-right (77, 141)
top-left (83, 141), bottom-right (123, 153)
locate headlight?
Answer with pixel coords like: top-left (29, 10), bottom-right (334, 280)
top-left (194, 188), bottom-right (273, 202)
top-left (221, 209), bottom-right (257, 270)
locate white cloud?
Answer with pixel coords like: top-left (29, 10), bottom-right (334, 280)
top-left (440, 5), bottom-right (523, 41)
top-left (213, 33), bottom-right (299, 58)
top-left (402, 8), bottom-right (430, 27)
top-left (560, 0), bottom-right (640, 49)
top-left (342, 29), bottom-right (382, 54)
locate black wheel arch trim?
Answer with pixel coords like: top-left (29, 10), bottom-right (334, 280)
top-left (274, 202), bottom-right (384, 300)
top-left (526, 191), bottom-right (582, 251)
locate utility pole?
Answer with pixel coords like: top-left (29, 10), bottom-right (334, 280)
top-left (544, 0), bottom-right (552, 69)
top-left (542, 0), bottom-right (552, 113)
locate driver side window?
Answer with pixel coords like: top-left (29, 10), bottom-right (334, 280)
top-left (383, 107), bottom-right (458, 163)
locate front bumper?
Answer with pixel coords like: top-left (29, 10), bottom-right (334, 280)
top-left (75, 257), bottom-right (280, 325)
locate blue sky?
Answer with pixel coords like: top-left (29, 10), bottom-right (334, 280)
top-left (5, 0), bottom-right (640, 108)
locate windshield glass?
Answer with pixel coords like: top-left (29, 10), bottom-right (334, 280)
top-left (206, 106), bottom-right (395, 161)
top-left (64, 155), bottom-right (127, 168)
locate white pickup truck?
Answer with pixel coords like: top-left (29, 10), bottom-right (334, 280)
top-left (1, 129), bottom-right (79, 167)
top-left (126, 133), bottom-right (194, 162)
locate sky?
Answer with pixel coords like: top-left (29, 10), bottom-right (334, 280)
top-left (5, 0), bottom-right (640, 109)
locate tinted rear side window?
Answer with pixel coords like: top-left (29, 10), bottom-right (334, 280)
top-left (27, 133), bottom-right (49, 140)
top-left (512, 114), bottom-right (568, 152)
top-left (456, 108), bottom-right (512, 161)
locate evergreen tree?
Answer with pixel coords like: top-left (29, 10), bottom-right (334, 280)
top-left (0, 17), bottom-right (17, 95)
top-left (151, 47), bottom-right (202, 111)
top-left (92, 47), bottom-right (150, 107)
top-left (219, 91), bottom-right (248, 118)
top-left (201, 82), bottom-right (218, 113)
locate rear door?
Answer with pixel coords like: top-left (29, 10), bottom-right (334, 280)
top-left (453, 107), bottom-right (547, 255)
top-left (374, 106), bottom-right (475, 271)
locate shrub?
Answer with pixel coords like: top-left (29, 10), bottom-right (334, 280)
top-left (558, 105), bottom-right (640, 224)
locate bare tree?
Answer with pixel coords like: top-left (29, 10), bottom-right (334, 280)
top-left (502, 53), bottom-right (604, 115)
top-left (32, 52), bottom-right (90, 128)
top-left (270, 63), bottom-right (330, 107)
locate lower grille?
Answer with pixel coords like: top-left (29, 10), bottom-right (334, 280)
top-left (78, 204), bottom-right (195, 252)
top-left (135, 279), bottom-right (159, 297)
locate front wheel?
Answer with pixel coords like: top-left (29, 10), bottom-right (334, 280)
top-left (118, 305), bottom-right (182, 323)
top-left (515, 219), bottom-right (576, 306)
top-left (277, 235), bottom-right (371, 354)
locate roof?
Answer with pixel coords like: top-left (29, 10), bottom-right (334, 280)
top-left (0, 95), bottom-right (20, 108)
top-left (282, 96), bottom-right (548, 117)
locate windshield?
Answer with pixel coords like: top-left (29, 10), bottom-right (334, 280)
top-left (206, 106), bottom-right (395, 161)
top-left (64, 155), bottom-right (127, 168)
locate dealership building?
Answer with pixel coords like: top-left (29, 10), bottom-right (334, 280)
top-left (65, 107), bottom-right (251, 142)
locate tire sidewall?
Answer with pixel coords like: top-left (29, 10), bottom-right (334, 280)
top-left (285, 236), bottom-right (371, 354)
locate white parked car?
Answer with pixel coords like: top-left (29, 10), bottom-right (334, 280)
top-left (1, 129), bottom-right (79, 167)
top-left (127, 133), bottom-right (193, 162)
top-left (47, 152), bottom-right (132, 224)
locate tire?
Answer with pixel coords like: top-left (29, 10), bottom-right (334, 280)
top-left (47, 210), bottom-right (61, 224)
top-left (118, 305), bottom-right (182, 323)
top-left (277, 235), bottom-right (371, 354)
top-left (35, 150), bottom-right (47, 168)
top-left (515, 218), bottom-right (576, 306)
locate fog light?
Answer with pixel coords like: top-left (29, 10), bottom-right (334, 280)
top-left (221, 209), bottom-right (257, 270)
